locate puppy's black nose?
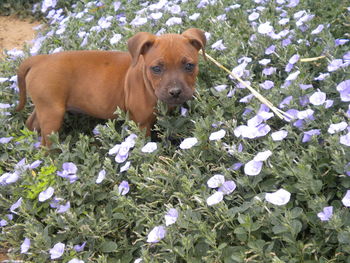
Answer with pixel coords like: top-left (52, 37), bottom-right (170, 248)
top-left (169, 87), bottom-right (182, 98)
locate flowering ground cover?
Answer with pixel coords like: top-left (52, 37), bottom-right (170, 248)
top-left (0, 0), bottom-right (349, 262)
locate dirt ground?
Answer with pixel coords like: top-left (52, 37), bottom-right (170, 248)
top-left (0, 15), bottom-right (40, 58)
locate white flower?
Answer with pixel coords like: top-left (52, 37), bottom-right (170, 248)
top-left (209, 129), bottom-right (226, 141)
top-left (38, 187), bottom-right (55, 202)
top-left (244, 160), bottom-right (263, 176)
top-left (207, 174), bottom-right (225, 188)
top-left (286, 70), bottom-right (300, 81)
top-left (96, 170), bottom-right (106, 184)
top-left (165, 17), bottom-right (182, 26)
top-left (206, 191), bottom-right (224, 206)
top-left (253, 150), bottom-right (272, 161)
top-left (179, 137), bottom-right (198, 149)
top-left (265, 189), bottom-right (291, 206)
top-left (258, 22), bottom-right (274, 34)
top-left (141, 142), bottom-right (157, 153)
top-left (110, 34), bottom-right (122, 45)
top-left (147, 226), bottom-right (166, 243)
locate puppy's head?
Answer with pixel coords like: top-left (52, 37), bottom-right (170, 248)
top-left (128, 28), bottom-right (206, 106)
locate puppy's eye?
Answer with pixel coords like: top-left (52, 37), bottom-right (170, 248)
top-left (184, 63), bottom-right (195, 72)
top-left (151, 66), bottom-right (162, 74)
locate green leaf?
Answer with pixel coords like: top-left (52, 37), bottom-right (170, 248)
top-left (100, 241), bottom-right (118, 253)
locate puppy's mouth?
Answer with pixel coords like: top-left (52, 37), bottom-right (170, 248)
top-left (155, 85), bottom-right (194, 106)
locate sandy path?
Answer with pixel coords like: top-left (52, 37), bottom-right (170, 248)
top-left (0, 16), bottom-right (40, 58)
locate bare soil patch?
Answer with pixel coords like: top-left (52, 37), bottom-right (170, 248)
top-left (0, 15), bottom-right (40, 58)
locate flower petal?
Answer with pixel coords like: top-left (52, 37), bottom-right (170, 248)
top-left (265, 189), bottom-right (291, 206)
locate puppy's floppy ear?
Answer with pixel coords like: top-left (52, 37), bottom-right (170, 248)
top-left (128, 32), bottom-right (156, 67)
top-left (182, 28), bottom-right (207, 60)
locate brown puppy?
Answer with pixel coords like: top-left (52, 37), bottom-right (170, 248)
top-left (16, 28), bottom-right (206, 146)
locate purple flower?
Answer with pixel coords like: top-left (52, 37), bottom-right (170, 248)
top-left (271, 130), bottom-right (288, 141)
top-left (302, 129), bottom-right (321, 143)
top-left (57, 201), bottom-right (70, 214)
top-left (265, 189), bottom-right (291, 205)
top-left (265, 45), bottom-right (276, 55)
top-left (10, 197), bottom-right (23, 213)
top-left (311, 24), bottom-right (324, 35)
top-left (50, 242), bottom-right (65, 259)
top-left (289, 54), bottom-right (300, 64)
top-left (317, 206), bottom-right (333, 221)
top-left (141, 142), bottom-right (157, 153)
top-left (262, 67), bottom-right (276, 76)
top-left (340, 132), bottom-right (350, 146)
top-left (206, 191), bottom-right (224, 206)
top-left (218, 181), bottom-right (236, 195)
top-left (209, 129), bottom-right (226, 141)
top-left (20, 238), bottom-right (31, 254)
top-left (110, 34), bottom-right (122, 45)
top-left (244, 160), bottom-right (263, 176)
top-left (57, 162), bottom-right (78, 183)
top-left (328, 122), bottom-right (347, 134)
top-left (342, 190), bottom-right (350, 207)
top-left (259, 80), bottom-right (274, 90)
top-left (279, 95), bottom-right (293, 108)
top-left (299, 84), bottom-right (313, 90)
top-left (285, 63), bottom-right (294, 72)
top-left (29, 160), bottom-right (42, 169)
top-left (286, 0), bottom-right (299, 8)
top-left (0, 137), bottom-right (13, 144)
top-left (41, 0), bottom-right (57, 13)
top-left (325, 99), bottom-right (334, 108)
top-left (211, 39), bottom-right (226, 51)
top-left (231, 162), bottom-right (243, 170)
top-left (336, 80), bottom-right (350, 102)
top-left (118, 180), bottom-right (130, 195)
top-left (38, 186), bottom-right (55, 202)
top-left (165, 208), bottom-right (178, 226)
top-left (147, 226), bottom-right (166, 243)
top-left (335, 39), bottom-right (349, 46)
top-left (309, 91), bottom-right (326, 106)
top-left (74, 242), bottom-right (86, 252)
top-left (96, 170), bottom-right (106, 184)
top-left (328, 59), bottom-right (343, 72)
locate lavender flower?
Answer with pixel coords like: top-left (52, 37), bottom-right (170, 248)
top-left (118, 181), bottom-right (130, 195)
top-left (57, 201), bottom-right (70, 214)
top-left (286, 70), bottom-right (300, 81)
top-left (74, 242), bottom-right (86, 252)
top-left (96, 170), bottom-right (106, 184)
top-left (259, 80), bottom-right (274, 90)
top-left (262, 67), bottom-right (276, 76)
top-left (336, 80), bottom-right (350, 102)
top-left (120, 161), bottom-right (131, 173)
top-left (50, 242), bottom-right (65, 259)
top-left (20, 238), bottom-right (31, 254)
top-left (265, 45), bottom-right (276, 55)
top-left (10, 197), bottom-right (23, 213)
top-left (68, 259), bottom-right (84, 263)
top-left (57, 162), bottom-right (78, 183)
top-left (0, 137), bottom-right (13, 144)
top-left (130, 16), bottom-right (147, 26)
top-left (165, 17), bottom-right (182, 26)
top-left (302, 129), bottom-right (321, 143)
top-left (248, 12), bottom-right (260, 21)
top-left (244, 160), bottom-right (263, 176)
top-left (328, 59), bottom-right (343, 72)
top-left (309, 91), bottom-right (326, 105)
top-left (211, 39), bottom-right (226, 51)
top-left (147, 226), bottom-right (166, 243)
top-left (317, 206), bottom-right (333, 221)
top-left (311, 24), bottom-right (324, 35)
top-left (165, 208), bottom-right (178, 226)
top-left (342, 190), bottom-right (350, 207)
top-left (340, 132), bottom-right (350, 146)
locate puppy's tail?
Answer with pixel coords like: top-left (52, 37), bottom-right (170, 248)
top-left (16, 55), bottom-right (45, 112)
